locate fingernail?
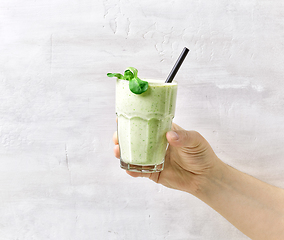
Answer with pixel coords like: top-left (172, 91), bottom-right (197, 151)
top-left (168, 131), bottom-right (179, 141)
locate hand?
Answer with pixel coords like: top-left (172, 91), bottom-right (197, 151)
top-left (114, 123), bottom-right (284, 240)
top-left (113, 123), bottom-right (221, 195)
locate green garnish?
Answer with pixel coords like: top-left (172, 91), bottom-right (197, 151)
top-left (107, 67), bottom-right (148, 94)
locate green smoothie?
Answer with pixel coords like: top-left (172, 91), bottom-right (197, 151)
top-left (116, 78), bottom-right (177, 172)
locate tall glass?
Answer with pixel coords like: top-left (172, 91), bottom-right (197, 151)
top-left (116, 78), bottom-right (178, 173)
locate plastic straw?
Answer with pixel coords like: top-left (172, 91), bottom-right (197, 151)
top-left (165, 47), bottom-right (189, 83)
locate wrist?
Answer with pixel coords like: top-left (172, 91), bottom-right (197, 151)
top-left (190, 157), bottom-right (229, 199)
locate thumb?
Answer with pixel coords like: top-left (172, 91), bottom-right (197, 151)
top-left (166, 130), bottom-right (202, 148)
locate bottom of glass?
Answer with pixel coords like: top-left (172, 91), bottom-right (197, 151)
top-left (120, 159), bottom-right (164, 173)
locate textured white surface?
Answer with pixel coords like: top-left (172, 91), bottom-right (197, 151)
top-left (1, 0), bottom-right (284, 239)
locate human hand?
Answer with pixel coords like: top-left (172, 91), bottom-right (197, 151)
top-left (113, 123), bottom-right (221, 195)
top-left (114, 123), bottom-right (284, 240)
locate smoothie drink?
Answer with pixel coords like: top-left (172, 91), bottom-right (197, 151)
top-left (116, 78), bottom-right (177, 172)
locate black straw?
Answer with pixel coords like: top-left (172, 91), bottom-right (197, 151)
top-left (165, 47), bottom-right (189, 83)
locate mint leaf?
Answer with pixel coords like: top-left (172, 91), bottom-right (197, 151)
top-left (129, 77), bottom-right (148, 95)
top-left (107, 73), bottom-right (125, 79)
top-left (126, 67), bottom-right (138, 78)
top-left (124, 70), bottom-right (134, 80)
top-left (107, 67), bottom-right (148, 94)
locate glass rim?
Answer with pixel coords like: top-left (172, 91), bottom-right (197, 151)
top-left (116, 78), bottom-right (177, 86)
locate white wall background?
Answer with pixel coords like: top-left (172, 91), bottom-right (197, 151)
top-left (1, 0), bottom-right (284, 239)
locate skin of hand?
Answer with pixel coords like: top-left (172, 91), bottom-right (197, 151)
top-left (113, 123), bottom-right (222, 195)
